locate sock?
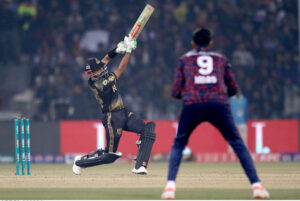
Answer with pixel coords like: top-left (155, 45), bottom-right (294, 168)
top-left (252, 182), bottom-right (262, 188)
top-left (166, 180), bottom-right (176, 190)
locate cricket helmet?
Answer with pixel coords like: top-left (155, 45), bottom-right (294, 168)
top-left (84, 57), bottom-right (108, 79)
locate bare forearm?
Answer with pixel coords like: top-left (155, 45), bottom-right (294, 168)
top-left (101, 46), bottom-right (121, 65)
top-left (101, 55), bottom-right (111, 65)
top-left (119, 52), bottom-right (131, 70)
top-left (114, 53), bottom-right (131, 78)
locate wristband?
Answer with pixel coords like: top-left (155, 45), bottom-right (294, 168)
top-left (107, 47), bottom-right (118, 59)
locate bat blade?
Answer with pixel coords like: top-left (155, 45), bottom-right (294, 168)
top-left (129, 4), bottom-right (154, 40)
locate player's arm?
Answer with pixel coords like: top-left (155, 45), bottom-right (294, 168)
top-left (114, 53), bottom-right (131, 79)
top-left (101, 42), bottom-right (127, 65)
top-left (224, 60), bottom-right (239, 97)
top-left (114, 37), bottom-right (137, 79)
top-left (171, 59), bottom-right (185, 99)
top-left (101, 54), bottom-right (112, 65)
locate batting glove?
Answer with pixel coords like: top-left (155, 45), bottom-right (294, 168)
top-left (124, 36), bottom-right (137, 53)
top-left (116, 41), bottom-right (127, 54)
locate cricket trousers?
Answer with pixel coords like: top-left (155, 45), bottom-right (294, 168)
top-left (101, 108), bottom-right (146, 153)
top-left (168, 102), bottom-right (260, 184)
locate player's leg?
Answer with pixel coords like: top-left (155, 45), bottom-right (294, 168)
top-left (103, 110), bottom-right (127, 153)
top-left (123, 111), bottom-right (156, 174)
top-left (168, 104), bottom-right (200, 180)
top-left (123, 111), bottom-right (145, 156)
top-left (238, 123), bottom-right (248, 146)
top-left (207, 102), bottom-right (269, 198)
top-left (228, 123), bottom-right (248, 152)
top-left (162, 104), bottom-right (202, 199)
top-left (207, 103), bottom-right (259, 183)
top-left (72, 110), bottom-right (127, 174)
top-left (133, 121), bottom-right (156, 174)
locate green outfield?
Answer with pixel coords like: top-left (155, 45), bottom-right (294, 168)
top-left (0, 162), bottom-right (300, 200)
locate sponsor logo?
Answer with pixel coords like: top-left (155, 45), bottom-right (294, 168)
top-left (0, 155), bottom-right (14, 164)
top-left (281, 153), bottom-right (300, 162)
top-left (138, 17), bottom-right (145, 25)
top-left (195, 153), bottom-right (281, 162)
top-left (31, 154), bottom-right (65, 164)
top-left (117, 128), bottom-right (122, 135)
top-left (45, 154), bottom-right (54, 163)
top-left (194, 75), bottom-right (217, 84)
top-left (33, 154), bottom-right (43, 163)
top-left (131, 24), bottom-right (141, 39)
top-left (55, 155), bottom-right (65, 163)
top-left (293, 153), bottom-right (300, 162)
top-left (251, 122), bottom-right (270, 154)
top-left (108, 75), bottom-right (115, 82)
top-left (61, 120), bottom-right (298, 154)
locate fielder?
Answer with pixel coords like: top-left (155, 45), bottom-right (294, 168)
top-left (72, 36), bottom-right (156, 175)
top-left (161, 28), bottom-right (270, 199)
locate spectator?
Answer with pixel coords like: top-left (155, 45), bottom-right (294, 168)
top-left (0, 1), bottom-right (18, 64)
top-left (69, 84), bottom-right (93, 120)
top-left (284, 87), bottom-right (300, 118)
top-left (232, 43), bottom-right (255, 70)
top-left (0, 0), bottom-right (298, 120)
top-left (79, 22), bottom-right (110, 54)
top-left (17, 0), bottom-right (37, 55)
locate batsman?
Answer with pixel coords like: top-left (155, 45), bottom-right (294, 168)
top-left (72, 36), bottom-right (156, 175)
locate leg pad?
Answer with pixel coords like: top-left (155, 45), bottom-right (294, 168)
top-left (135, 122), bottom-right (156, 168)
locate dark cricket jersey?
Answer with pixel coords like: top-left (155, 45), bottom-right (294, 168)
top-left (172, 47), bottom-right (238, 105)
top-left (88, 72), bottom-right (124, 112)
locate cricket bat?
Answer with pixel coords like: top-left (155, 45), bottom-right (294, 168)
top-left (128, 4), bottom-right (155, 40)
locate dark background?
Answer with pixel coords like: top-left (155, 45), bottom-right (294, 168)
top-left (0, 0), bottom-right (299, 121)
top-left (0, 121), bottom-right (60, 154)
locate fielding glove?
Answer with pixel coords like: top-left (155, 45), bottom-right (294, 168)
top-left (116, 41), bottom-right (127, 54)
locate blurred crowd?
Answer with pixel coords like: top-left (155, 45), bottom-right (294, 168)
top-left (0, 0), bottom-right (299, 121)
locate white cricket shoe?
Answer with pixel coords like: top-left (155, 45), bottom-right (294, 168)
top-left (72, 155), bottom-right (82, 175)
top-left (132, 166), bottom-right (148, 175)
top-left (253, 186), bottom-right (270, 199)
top-left (161, 188), bottom-right (175, 200)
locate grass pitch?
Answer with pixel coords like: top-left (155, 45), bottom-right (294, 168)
top-left (0, 162), bottom-right (300, 199)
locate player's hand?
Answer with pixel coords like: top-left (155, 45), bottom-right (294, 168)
top-left (116, 41), bottom-right (126, 54)
top-left (124, 36), bottom-right (137, 53)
